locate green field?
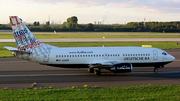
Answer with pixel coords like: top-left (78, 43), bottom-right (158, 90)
top-left (1, 31), bottom-right (180, 34)
top-left (0, 84), bottom-right (180, 101)
top-left (1, 41), bottom-right (180, 57)
top-left (1, 31), bottom-right (180, 39)
top-left (1, 34), bottom-right (180, 39)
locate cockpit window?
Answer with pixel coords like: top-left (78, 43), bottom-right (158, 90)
top-left (162, 51), bottom-right (168, 55)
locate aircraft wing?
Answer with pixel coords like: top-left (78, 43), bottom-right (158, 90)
top-left (4, 46), bottom-right (31, 54)
top-left (89, 61), bottom-right (122, 68)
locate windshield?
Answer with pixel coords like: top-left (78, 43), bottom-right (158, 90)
top-left (162, 51), bottom-right (168, 55)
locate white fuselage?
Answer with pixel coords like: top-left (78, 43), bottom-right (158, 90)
top-left (27, 46), bottom-right (174, 68)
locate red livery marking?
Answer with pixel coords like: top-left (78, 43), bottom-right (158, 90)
top-left (18, 41), bottom-right (41, 51)
top-left (10, 16), bottom-right (21, 26)
top-left (16, 35), bottom-right (26, 40)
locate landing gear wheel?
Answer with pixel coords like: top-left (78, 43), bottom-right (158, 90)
top-left (154, 68), bottom-right (158, 73)
top-left (95, 70), bottom-right (101, 76)
top-left (88, 68), bottom-right (94, 73)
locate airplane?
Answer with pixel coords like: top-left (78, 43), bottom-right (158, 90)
top-left (4, 16), bottom-right (175, 75)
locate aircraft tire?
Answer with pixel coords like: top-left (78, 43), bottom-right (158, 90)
top-left (154, 68), bottom-right (158, 73)
top-left (95, 70), bottom-right (101, 76)
top-left (88, 68), bottom-right (94, 73)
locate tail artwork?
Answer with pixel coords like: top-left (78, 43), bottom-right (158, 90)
top-left (4, 16), bottom-right (54, 63)
top-left (9, 16), bottom-right (41, 51)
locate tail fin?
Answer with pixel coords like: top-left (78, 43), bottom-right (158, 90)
top-left (9, 16), bottom-right (41, 51)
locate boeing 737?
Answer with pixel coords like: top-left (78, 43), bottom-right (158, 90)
top-left (4, 16), bottom-right (175, 75)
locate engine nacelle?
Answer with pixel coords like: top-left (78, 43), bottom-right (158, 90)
top-left (109, 63), bottom-right (133, 73)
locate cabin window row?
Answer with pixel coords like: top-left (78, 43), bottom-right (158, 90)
top-left (56, 54), bottom-right (121, 58)
top-left (123, 54), bottom-right (150, 57)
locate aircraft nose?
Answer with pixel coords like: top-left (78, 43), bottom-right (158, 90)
top-left (169, 55), bottom-right (175, 61)
top-left (163, 54), bottom-right (175, 62)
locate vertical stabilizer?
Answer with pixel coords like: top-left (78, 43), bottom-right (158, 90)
top-left (9, 16), bottom-right (53, 63)
top-left (9, 16), bottom-right (41, 51)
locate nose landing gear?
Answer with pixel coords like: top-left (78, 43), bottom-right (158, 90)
top-left (154, 65), bottom-right (164, 73)
top-left (154, 68), bottom-right (158, 73)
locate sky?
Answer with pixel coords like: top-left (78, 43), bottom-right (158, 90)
top-left (1, 0), bottom-right (180, 24)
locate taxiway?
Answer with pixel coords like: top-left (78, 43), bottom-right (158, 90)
top-left (0, 49), bottom-right (179, 89)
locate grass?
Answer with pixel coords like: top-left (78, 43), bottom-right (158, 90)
top-left (1, 34), bottom-right (180, 39)
top-left (45, 41), bottom-right (180, 49)
top-left (0, 84), bottom-right (180, 101)
top-left (1, 41), bottom-right (180, 57)
top-left (1, 31), bottom-right (180, 34)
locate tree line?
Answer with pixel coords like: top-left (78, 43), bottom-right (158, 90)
top-left (1, 16), bottom-right (180, 32)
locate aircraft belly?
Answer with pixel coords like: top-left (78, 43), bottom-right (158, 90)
top-left (132, 61), bottom-right (172, 67)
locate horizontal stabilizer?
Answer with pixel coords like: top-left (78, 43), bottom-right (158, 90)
top-left (4, 46), bottom-right (18, 51)
top-left (4, 46), bottom-right (31, 54)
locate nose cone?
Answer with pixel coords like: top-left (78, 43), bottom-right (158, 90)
top-left (163, 54), bottom-right (175, 62)
top-left (169, 55), bottom-right (175, 61)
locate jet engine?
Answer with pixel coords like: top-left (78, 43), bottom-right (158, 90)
top-left (109, 63), bottom-right (133, 73)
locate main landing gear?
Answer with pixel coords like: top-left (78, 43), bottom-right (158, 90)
top-left (88, 68), bottom-right (101, 75)
top-left (88, 68), bottom-right (94, 73)
top-left (95, 70), bottom-right (101, 76)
